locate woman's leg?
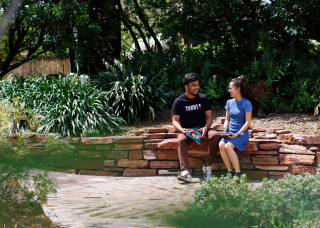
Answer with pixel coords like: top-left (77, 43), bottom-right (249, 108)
top-left (225, 142), bottom-right (241, 173)
top-left (219, 141), bottom-right (233, 171)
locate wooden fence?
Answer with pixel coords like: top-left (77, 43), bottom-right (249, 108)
top-left (3, 56), bottom-right (71, 78)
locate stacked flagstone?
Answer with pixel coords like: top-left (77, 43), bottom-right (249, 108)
top-left (11, 117), bottom-right (320, 179)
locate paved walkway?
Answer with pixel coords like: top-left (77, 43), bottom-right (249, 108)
top-left (31, 170), bottom-right (202, 228)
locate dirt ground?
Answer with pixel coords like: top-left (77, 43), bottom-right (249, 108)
top-left (125, 108), bottom-right (320, 135)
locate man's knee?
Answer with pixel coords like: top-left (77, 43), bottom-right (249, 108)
top-left (208, 130), bottom-right (221, 141)
top-left (177, 134), bottom-right (188, 145)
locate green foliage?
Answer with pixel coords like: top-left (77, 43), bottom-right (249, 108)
top-left (44, 134), bottom-right (75, 157)
top-left (170, 172), bottom-right (320, 228)
top-left (204, 76), bottom-right (227, 108)
top-left (0, 135), bottom-right (57, 227)
top-left (0, 74), bottom-right (125, 137)
top-left (106, 71), bottom-right (167, 124)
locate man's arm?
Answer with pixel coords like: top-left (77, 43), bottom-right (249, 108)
top-left (172, 115), bottom-right (188, 134)
top-left (200, 110), bottom-right (213, 138)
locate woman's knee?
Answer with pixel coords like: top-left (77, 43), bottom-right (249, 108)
top-left (219, 141), bottom-right (226, 150)
top-left (225, 142), bottom-right (234, 151)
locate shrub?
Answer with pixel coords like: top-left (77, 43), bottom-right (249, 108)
top-left (0, 74), bottom-right (125, 137)
top-left (0, 135), bottom-right (57, 227)
top-left (170, 172), bottom-right (320, 228)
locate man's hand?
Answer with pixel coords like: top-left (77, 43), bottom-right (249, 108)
top-left (200, 127), bottom-right (209, 138)
top-left (181, 128), bottom-right (188, 135)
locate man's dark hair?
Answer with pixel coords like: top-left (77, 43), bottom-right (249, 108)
top-left (183, 73), bottom-right (199, 86)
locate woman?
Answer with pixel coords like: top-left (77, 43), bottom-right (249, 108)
top-left (219, 75), bottom-right (252, 177)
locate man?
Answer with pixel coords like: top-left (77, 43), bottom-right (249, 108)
top-left (171, 73), bottom-right (221, 182)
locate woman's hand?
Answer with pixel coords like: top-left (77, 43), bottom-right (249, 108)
top-left (227, 132), bottom-right (239, 139)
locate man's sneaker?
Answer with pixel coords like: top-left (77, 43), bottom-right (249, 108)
top-left (177, 170), bottom-right (192, 182)
top-left (202, 164), bottom-right (212, 180)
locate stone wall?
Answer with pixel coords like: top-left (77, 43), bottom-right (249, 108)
top-left (22, 117), bottom-right (320, 180)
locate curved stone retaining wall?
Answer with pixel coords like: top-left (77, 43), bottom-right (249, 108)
top-left (23, 117), bottom-right (320, 180)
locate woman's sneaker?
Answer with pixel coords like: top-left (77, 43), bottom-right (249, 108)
top-left (177, 170), bottom-right (192, 182)
top-left (202, 164), bottom-right (212, 180)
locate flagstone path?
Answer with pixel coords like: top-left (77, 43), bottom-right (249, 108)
top-left (34, 170), bottom-right (202, 228)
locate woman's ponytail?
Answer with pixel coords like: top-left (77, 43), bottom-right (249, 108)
top-left (231, 75), bottom-right (249, 98)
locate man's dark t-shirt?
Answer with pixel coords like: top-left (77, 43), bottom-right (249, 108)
top-left (171, 93), bottom-right (212, 128)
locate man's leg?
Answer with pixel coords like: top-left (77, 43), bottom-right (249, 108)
top-left (177, 133), bottom-right (193, 172)
top-left (204, 129), bottom-right (221, 165)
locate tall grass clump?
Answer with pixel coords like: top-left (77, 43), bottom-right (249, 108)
top-left (92, 60), bottom-right (167, 124)
top-left (0, 74), bottom-right (125, 137)
top-left (169, 172), bottom-right (320, 228)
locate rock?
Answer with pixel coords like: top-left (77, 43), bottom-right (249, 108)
top-left (144, 139), bottom-right (165, 143)
top-left (251, 155), bottom-right (278, 165)
top-left (117, 159), bottom-right (149, 168)
top-left (292, 165), bottom-right (317, 174)
top-left (79, 170), bottom-right (118, 176)
top-left (238, 154), bottom-right (251, 163)
top-left (275, 130), bottom-right (291, 134)
top-left (255, 165), bottom-right (290, 171)
top-left (301, 135), bottom-right (320, 144)
top-left (237, 151), bottom-right (278, 155)
top-left (95, 145), bottom-right (112, 150)
top-left (144, 143), bottom-right (159, 150)
top-left (242, 171), bottom-right (267, 179)
top-left (189, 157), bottom-right (204, 168)
top-left (113, 136), bottom-right (144, 144)
top-left (279, 144), bottom-right (314, 155)
top-left (103, 160), bottom-right (115, 167)
top-left (143, 150), bottom-right (157, 160)
top-left (253, 127), bottom-right (268, 132)
top-left (259, 143), bottom-right (280, 151)
top-left (279, 154), bottom-right (315, 165)
top-left (145, 128), bottom-right (168, 133)
top-left (74, 145), bottom-right (95, 150)
top-left (309, 147), bottom-right (319, 151)
top-left (146, 133), bottom-right (167, 139)
top-left (74, 151), bottom-right (103, 158)
top-left (64, 137), bottom-right (80, 144)
top-left (123, 169), bottom-right (156, 176)
top-left (113, 144), bottom-right (143, 150)
top-left (268, 171), bottom-right (290, 176)
top-left (211, 162), bottom-right (227, 170)
top-left (157, 150), bottom-right (179, 160)
top-left (81, 137), bottom-right (113, 145)
top-left (134, 130), bottom-right (144, 136)
top-left (167, 133), bottom-right (178, 138)
top-left (43, 157), bottom-right (73, 168)
top-left (158, 139), bottom-right (178, 150)
top-left (104, 151), bottom-right (128, 159)
top-left (73, 159), bottom-right (101, 170)
top-left (253, 134), bottom-right (277, 139)
top-left (162, 125), bottom-right (176, 132)
top-left (150, 161), bottom-right (179, 169)
top-left (241, 164), bottom-right (255, 169)
top-left (103, 168), bottom-right (123, 172)
top-left (129, 150), bottom-right (143, 160)
top-left (244, 141), bottom-right (259, 151)
top-left (158, 169), bottom-right (181, 175)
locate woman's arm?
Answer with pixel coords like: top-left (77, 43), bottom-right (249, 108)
top-left (236, 111), bottom-right (252, 135)
top-left (223, 110), bottom-right (230, 133)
